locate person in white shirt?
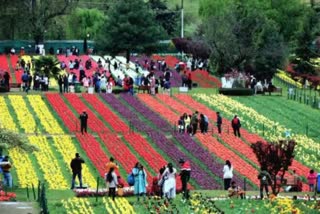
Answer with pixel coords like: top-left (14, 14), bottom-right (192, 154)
top-left (161, 163), bottom-right (177, 200)
top-left (106, 167), bottom-right (118, 201)
top-left (106, 78), bottom-right (113, 94)
top-left (223, 160), bottom-right (233, 190)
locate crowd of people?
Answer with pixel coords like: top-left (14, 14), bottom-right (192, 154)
top-left (70, 154), bottom-right (191, 202)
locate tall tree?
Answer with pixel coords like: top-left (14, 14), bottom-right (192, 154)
top-left (68, 8), bottom-right (105, 40)
top-left (251, 140), bottom-right (296, 195)
top-left (149, 0), bottom-right (179, 37)
top-left (26, 0), bottom-right (78, 44)
top-left (97, 0), bottom-right (161, 62)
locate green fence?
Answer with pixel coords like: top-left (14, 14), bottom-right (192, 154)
top-left (0, 40), bottom-right (94, 54)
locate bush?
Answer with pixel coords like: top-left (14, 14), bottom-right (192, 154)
top-left (218, 88), bottom-right (254, 96)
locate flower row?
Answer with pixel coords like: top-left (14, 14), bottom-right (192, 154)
top-left (143, 94), bottom-right (259, 186)
top-left (0, 97), bottom-right (37, 188)
top-left (194, 94), bottom-right (312, 180)
top-left (8, 95), bottom-right (67, 189)
top-left (27, 95), bottom-right (96, 188)
top-left (46, 93), bottom-right (109, 178)
top-left (62, 198), bottom-right (94, 214)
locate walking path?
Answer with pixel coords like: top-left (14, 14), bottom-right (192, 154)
top-left (0, 202), bottom-right (38, 214)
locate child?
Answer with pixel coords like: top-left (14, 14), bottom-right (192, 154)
top-left (228, 181), bottom-right (245, 199)
top-left (117, 176), bottom-right (124, 197)
top-left (106, 167), bottom-right (118, 200)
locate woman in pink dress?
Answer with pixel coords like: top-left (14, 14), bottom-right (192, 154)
top-left (82, 76), bottom-right (90, 92)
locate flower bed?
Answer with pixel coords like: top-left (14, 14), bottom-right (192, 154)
top-left (27, 95), bottom-right (96, 187)
top-left (102, 94), bottom-right (218, 189)
top-left (138, 94), bottom-right (258, 187)
top-left (9, 95), bottom-right (68, 189)
top-left (0, 191), bottom-right (16, 201)
top-left (0, 97), bottom-right (38, 188)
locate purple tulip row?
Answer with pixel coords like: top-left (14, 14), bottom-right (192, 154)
top-left (101, 94), bottom-right (219, 189)
top-left (120, 93), bottom-right (252, 189)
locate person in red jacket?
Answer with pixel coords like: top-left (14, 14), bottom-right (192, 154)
top-left (231, 115), bottom-right (241, 137)
top-left (179, 158), bottom-right (191, 200)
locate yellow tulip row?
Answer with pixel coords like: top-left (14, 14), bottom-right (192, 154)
top-left (275, 70), bottom-right (303, 88)
top-left (0, 97), bottom-right (38, 187)
top-left (102, 197), bottom-right (135, 214)
top-left (196, 94), bottom-right (320, 169)
top-left (267, 198), bottom-right (301, 214)
top-left (27, 95), bottom-right (96, 188)
top-left (8, 95), bottom-right (68, 189)
top-left (62, 198), bottom-right (94, 214)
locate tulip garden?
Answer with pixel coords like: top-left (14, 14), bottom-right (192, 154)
top-left (0, 88), bottom-right (320, 213)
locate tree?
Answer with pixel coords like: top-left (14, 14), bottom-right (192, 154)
top-left (97, 0), bottom-right (162, 62)
top-left (34, 56), bottom-right (61, 80)
top-left (68, 8), bottom-right (105, 40)
top-left (251, 140), bottom-right (296, 195)
top-left (0, 128), bottom-right (38, 152)
top-left (203, 2), bottom-right (287, 78)
top-left (25, 0), bottom-right (78, 44)
top-left (149, 0), bottom-right (179, 37)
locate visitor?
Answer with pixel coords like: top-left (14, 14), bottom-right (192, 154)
top-left (307, 169), bottom-right (317, 192)
top-left (21, 71), bottom-right (29, 92)
top-left (179, 158), bottom-right (191, 200)
top-left (132, 162), bottom-right (147, 201)
top-left (161, 163), bottom-right (177, 200)
top-left (190, 111), bottom-right (199, 136)
top-left (70, 153), bottom-right (85, 189)
top-left (79, 110), bottom-right (88, 134)
top-left (63, 74), bottom-right (69, 93)
top-left (258, 167), bottom-right (272, 199)
top-left (106, 78), bottom-right (113, 94)
top-left (0, 156), bottom-right (12, 188)
top-left (181, 71), bottom-right (188, 87)
top-left (100, 75), bottom-right (107, 93)
top-left (58, 75), bottom-right (63, 94)
top-left (199, 114), bottom-right (206, 134)
top-left (231, 115), bottom-right (241, 137)
top-left (187, 73), bottom-right (192, 90)
top-left (228, 181), bottom-right (245, 199)
top-left (82, 76), bottom-right (90, 92)
top-left (216, 112), bottom-right (222, 134)
top-left (150, 75), bottom-right (156, 95)
top-left (178, 116), bottom-right (185, 133)
top-left (3, 72), bottom-right (10, 90)
top-left (153, 166), bottom-right (166, 197)
top-left (106, 167), bottom-right (118, 201)
top-left (223, 160), bottom-right (233, 190)
top-left (183, 113), bottom-right (191, 135)
top-left (106, 157), bottom-right (118, 174)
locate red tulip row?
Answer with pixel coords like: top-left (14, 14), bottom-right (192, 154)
top-left (99, 134), bottom-right (153, 185)
top-left (46, 93), bottom-right (109, 177)
top-left (138, 94), bottom-right (260, 186)
top-left (81, 94), bottom-right (129, 133)
top-left (63, 94), bottom-right (156, 184)
top-left (76, 133), bottom-right (109, 177)
top-left (175, 94), bottom-right (310, 190)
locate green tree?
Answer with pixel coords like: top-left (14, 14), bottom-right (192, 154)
top-left (251, 140), bottom-right (296, 195)
top-left (34, 56), bottom-right (61, 80)
top-left (149, 0), bottom-right (179, 37)
top-left (0, 128), bottom-right (38, 152)
top-left (97, 0), bottom-right (162, 62)
top-left (25, 0), bottom-right (78, 44)
top-left (68, 8), bottom-right (105, 39)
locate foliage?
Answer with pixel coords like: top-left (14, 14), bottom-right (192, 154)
top-left (0, 128), bottom-right (38, 152)
top-left (97, 0), bottom-right (162, 61)
top-left (203, 2), bottom-right (287, 79)
top-left (34, 56), bottom-right (61, 80)
top-left (68, 8), bottom-right (105, 40)
top-left (251, 140), bottom-right (296, 195)
top-left (149, 0), bottom-right (179, 37)
top-left (172, 37), bottom-right (210, 59)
